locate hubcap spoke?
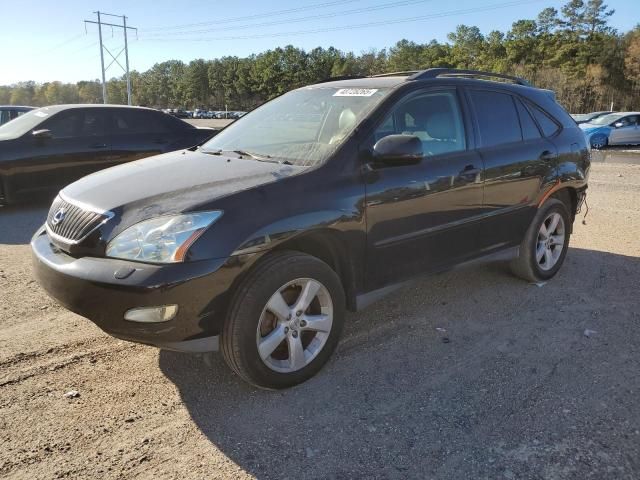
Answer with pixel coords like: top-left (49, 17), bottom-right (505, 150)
top-left (287, 334), bottom-right (306, 370)
top-left (294, 279), bottom-right (321, 313)
top-left (258, 325), bottom-right (287, 360)
top-left (301, 314), bottom-right (332, 333)
top-left (548, 214), bottom-right (560, 234)
top-left (536, 243), bottom-right (546, 262)
top-left (539, 222), bottom-right (549, 239)
top-left (544, 247), bottom-right (553, 266)
top-left (266, 291), bottom-right (291, 321)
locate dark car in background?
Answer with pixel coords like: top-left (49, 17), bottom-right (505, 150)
top-left (0, 105), bottom-right (35, 125)
top-left (32, 69), bottom-right (589, 389)
top-left (0, 104), bottom-right (216, 204)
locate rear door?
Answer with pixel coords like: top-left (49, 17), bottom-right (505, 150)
top-left (465, 88), bottom-right (558, 250)
top-left (108, 108), bottom-right (186, 164)
top-left (364, 87), bottom-right (484, 290)
top-left (12, 108), bottom-right (112, 195)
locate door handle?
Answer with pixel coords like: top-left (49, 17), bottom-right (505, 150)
top-left (90, 143), bottom-right (108, 149)
top-left (459, 165), bottom-right (481, 177)
top-left (539, 150), bottom-right (555, 160)
top-left (154, 139), bottom-right (169, 145)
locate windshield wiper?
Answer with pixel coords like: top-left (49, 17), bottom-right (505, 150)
top-left (230, 149), bottom-right (272, 160)
top-left (200, 148), bottom-right (292, 164)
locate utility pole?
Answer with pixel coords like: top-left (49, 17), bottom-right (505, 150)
top-left (84, 12), bottom-right (137, 105)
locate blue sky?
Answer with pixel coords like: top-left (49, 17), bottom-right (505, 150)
top-left (1, 0), bottom-right (637, 85)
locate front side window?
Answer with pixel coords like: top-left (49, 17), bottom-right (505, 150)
top-left (42, 110), bottom-right (106, 139)
top-left (201, 86), bottom-right (390, 166)
top-left (469, 90), bottom-right (521, 147)
top-left (373, 90), bottom-right (466, 156)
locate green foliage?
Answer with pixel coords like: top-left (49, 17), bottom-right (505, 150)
top-left (2, 1), bottom-right (637, 112)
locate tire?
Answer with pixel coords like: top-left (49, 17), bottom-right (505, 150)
top-left (590, 134), bottom-right (608, 149)
top-left (221, 251), bottom-right (345, 389)
top-left (510, 198), bottom-right (571, 283)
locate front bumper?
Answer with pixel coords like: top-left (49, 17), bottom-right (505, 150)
top-left (31, 228), bottom-right (246, 352)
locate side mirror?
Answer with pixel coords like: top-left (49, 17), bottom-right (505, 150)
top-left (372, 134), bottom-right (423, 166)
top-left (614, 122), bottom-right (624, 128)
top-left (32, 129), bottom-right (52, 139)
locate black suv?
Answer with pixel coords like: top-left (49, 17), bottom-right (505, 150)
top-left (32, 69), bottom-right (589, 389)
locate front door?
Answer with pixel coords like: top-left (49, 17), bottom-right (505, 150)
top-left (364, 88), bottom-right (484, 290)
top-left (609, 115), bottom-right (640, 145)
top-left (13, 108), bottom-right (112, 196)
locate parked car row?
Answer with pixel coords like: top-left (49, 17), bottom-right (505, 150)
top-left (192, 110), bottom-right (247, 119)
top-left (0, 104), bottom-right (217, 204)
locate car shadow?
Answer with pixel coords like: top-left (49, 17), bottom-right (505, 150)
top-left (159, 247), bottom-right (640, 478)
top-left (0, 201), bottom-right (50, 245)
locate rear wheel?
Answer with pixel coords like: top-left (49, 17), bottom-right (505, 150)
top-left (221, 251), bottom-right (345, 389)
top-left (510, 198), bottom-right (571, 282)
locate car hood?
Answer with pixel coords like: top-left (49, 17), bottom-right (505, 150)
top-left (579, 123), bottom-right (610, 134)
top-left (62, 149), bottom-right (308, 213)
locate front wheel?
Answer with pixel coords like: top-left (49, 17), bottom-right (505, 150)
top-left (510, 198), bottom-right (571, 282)
top-left (221, 251), bottom-right (345, 389)
top-left (590, 134), bottom-right (608, 149)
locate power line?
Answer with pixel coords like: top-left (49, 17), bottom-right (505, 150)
top-left (36, 33), bottom-right (86, 56)
top-left (142, 0), bottom-right (436, 37)
top-left (140, 0), bottom-right (545, 43)
top-left (140, 0), bottom-right (362, 31)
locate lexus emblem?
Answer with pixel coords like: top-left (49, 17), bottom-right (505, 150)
top-left (51, 208), bottom-right (66, 226)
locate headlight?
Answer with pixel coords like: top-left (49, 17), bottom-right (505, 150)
top-left (106, 211), bottom-right (222, 263)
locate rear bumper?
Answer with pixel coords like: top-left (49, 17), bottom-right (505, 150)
top-left (31, 227), bottom-right (246, 352)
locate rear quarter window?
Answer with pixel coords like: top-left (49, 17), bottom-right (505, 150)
top-left (526, 102), bottom-right (560, 137)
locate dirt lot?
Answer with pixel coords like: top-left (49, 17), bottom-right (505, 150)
top-left (1, 160), bottom-right (639, 479)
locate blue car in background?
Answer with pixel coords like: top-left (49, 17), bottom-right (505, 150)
top-left (580, 112), bottom-right (640, 149)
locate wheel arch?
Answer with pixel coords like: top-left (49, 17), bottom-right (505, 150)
top-left (271, 229), bottom-right (358, 311)
top-left (538, 185), bottom-right (578, 233)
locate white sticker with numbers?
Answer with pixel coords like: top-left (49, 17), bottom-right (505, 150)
top-left (333, 88), bottom-right (378, 97)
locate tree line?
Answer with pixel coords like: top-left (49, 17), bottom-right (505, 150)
top-left (1, 0), bottom-right (638, 114)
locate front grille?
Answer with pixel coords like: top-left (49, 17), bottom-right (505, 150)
top-left (46, 196), bottom-right (109, 243)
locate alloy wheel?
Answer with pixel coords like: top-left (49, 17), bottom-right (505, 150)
top-left (536, 212), bottom-right (565, 271)
top-left (256, 278), bottom-right (333, 373)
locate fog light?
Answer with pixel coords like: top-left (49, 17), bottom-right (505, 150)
top-left (124, 305), bottom-right (178, 323)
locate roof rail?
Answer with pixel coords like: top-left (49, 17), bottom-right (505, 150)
top-left (370, 71), bottom-right (421, 78)
top-left (408, 68), bottom-right (531, 86)
top-left (317, 75), bottom-right (365, 83)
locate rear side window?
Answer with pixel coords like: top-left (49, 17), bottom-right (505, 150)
top-left (469, 90), bottom-right (521, 147)
top-left (527, 102), bottom-right (560, 137)
top-left (515, 98), bottom-right (541, 141)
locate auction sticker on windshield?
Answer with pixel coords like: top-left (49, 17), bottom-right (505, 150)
top-left (333, 88), bottom-right (378, 97)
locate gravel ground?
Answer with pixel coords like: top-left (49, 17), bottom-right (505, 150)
top-left (0, 160), bottom-right (639, 479)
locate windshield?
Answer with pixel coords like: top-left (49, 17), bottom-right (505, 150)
top-left (0, 107), bottom-right (51, 140)
top-left (201, 86), bottom-right (390, 166)
top-left (590, 113), bottom-right (623, 126)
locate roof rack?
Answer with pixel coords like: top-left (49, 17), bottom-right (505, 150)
top-left (370, 71), bottom-right (421, 78)
top-left (407, 68), bottom-right (531, 86)
top-left (317, 75), bottom-right (365, 83)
